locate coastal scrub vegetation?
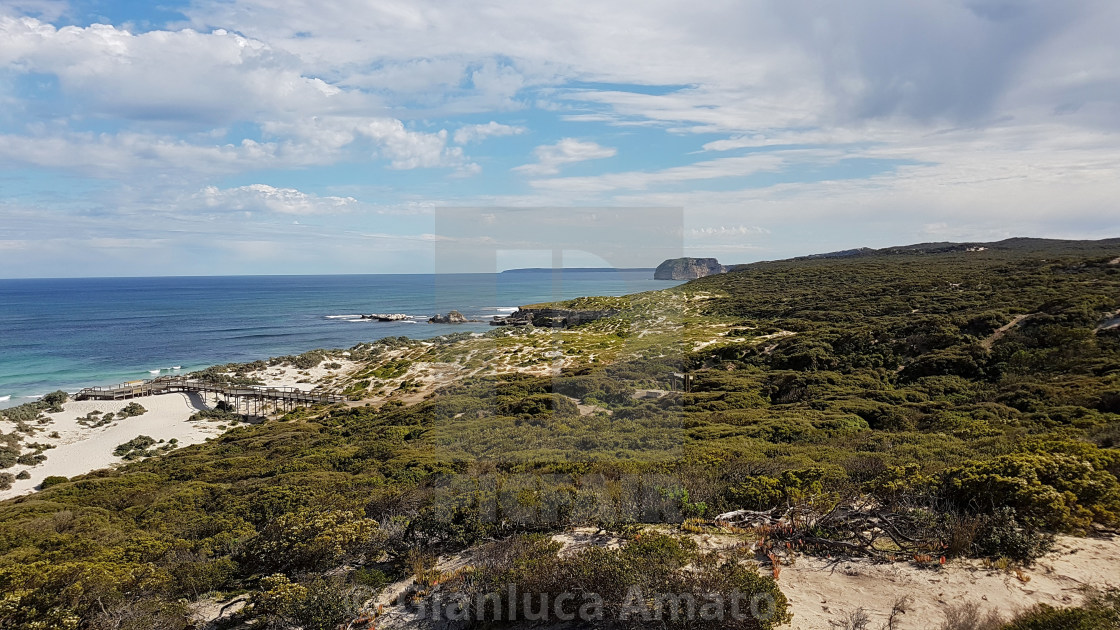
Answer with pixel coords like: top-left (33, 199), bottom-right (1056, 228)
top-left (1, 392), bottom-right (69, 469)
top-left (0, 238), bottom-right (1118, 627)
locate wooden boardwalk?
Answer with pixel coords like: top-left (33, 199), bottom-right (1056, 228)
top-left (75, 376), bottom-right (346, 414)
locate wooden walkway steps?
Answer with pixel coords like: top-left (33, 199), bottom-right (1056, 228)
top-left (75, 376), bottom-right (346, 414)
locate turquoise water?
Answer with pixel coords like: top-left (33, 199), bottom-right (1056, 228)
top-left (0, 271), bottom-right (679, 406)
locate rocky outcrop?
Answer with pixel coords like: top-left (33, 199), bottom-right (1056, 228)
top-left (653, 257), bottom-right (728, 280)
top-left (363, 313), bottom-right (410, 321)
top-left (490, 307), bottom-right (619, 328)
top-left (429, 310), bottom-right (469, 324)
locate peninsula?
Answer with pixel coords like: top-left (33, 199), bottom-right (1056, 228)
top-left (3, 237), bottom-right (1120, 629)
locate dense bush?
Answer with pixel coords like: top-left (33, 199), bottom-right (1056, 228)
top-left (0, 239), bottom-right (1119, 627)
top-left (435, 532), bottom-right (790, 629)
top-left (942, 453), bottom-right (1120, 531)
top-left (240, 509), bottom-right (382, 574)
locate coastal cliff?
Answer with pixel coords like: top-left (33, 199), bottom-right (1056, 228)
top-left (653, 257), bottom-right (728, 280)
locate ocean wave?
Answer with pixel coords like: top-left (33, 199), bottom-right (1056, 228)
top-left (0, 395), bottom-right (10, 403)
top-left (483, 307), bottom-right (518, 312)
top-left (324, 314), bottom-right (364, 320)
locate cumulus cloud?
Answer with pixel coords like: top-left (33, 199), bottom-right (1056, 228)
top-left (513, 138), bottom-right (616, 175)
top-left (0, 17), bottom-right (357, 125)
top-left (453, 121), bottom-right (526, 144)
top-left (262, 116), bottom-right (477, 172)
top-left (195, 184), bottom-right (358, 215)
top-left (1, 0), bottom-right (1119, 273)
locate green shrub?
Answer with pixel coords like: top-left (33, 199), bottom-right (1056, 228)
top-left (120, 402), bottom-right (147, 418)
top-left (15, 453), bottom-right (45, 466)
top-left (942, 453), bottom-right (1120, 531)
top-left (249, 574), bottom-right (365, 630)
top-left (39, 475), bottom-right (68, 488)
top-left (240, 509), bottom-right (382, 574)
top-left (501, 393), bottom-right (579, 420)
top-left (971, 507), bottom-right (1055, 562)
top-left (114, 435), bottom-right (157, 459)
top-left (1002, 588), bottom-right (1120, 629)
top-left (435, 532), bottom-right (790, 629)
top-left (41, 390), bottom-right (68, 412)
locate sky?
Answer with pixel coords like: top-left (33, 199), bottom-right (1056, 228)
top-left (0, 0), bottom-right (1118, 277)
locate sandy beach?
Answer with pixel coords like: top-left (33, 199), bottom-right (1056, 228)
top-left (0, 392), bottom-right (228, 500)
top-left (0, 357), bottom-right (362, 501)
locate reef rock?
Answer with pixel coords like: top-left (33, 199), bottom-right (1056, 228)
top-left (429, 310), bottom-right (469, 324)
top-left (363, 313), bottom-right (410, 321)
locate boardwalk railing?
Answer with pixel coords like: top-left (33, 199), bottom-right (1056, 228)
top-left (75, 376), bottom-right (346, 410)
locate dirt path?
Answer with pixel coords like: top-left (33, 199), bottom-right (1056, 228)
top-left (981, 313), bottom-right (1033, 350)
top-left (1097, 310), bottom-right (1120, 332)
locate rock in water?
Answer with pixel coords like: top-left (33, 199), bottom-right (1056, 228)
top-left (429, 310), bottom-right (468, 323)
top-left (653, 257), bottom-right (728, 280)
top-left (363, 313), bottom-right (410, 321)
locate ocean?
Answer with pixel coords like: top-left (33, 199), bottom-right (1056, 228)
top-left (0, 271), bottom-right (679, 406)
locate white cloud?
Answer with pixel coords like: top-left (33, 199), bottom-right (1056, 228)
top-left (2, 0), bottom-right (1120, 273)
top-left (688, 225), bottom-right (770, 237)
top-left (0, 130), bottom-right (277, 176)
top-left (453, 121), bottom-right (526, 144)
top-left (0, 17), bottom-right (361, 125)
top-left (0, 1), bottom-right (66, 20)
top-left (262, 116), bottom-right (478, 172)
top-left (513, 138), bottom-right (616, 175)
top-left (0, 116), bottom-right (476, 176)
top-left (195, 184), bottom-right (358, 215)
top-left (526, 152), bottom-right (809, 193)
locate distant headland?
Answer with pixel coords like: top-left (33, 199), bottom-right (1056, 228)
top-left (500, 267), bottom-right (655, 273)
top-left (653, 257), bottom-right (729, 280)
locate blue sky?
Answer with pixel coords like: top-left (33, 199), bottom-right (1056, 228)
top-left (1, 0), bottom-right (1118, 276)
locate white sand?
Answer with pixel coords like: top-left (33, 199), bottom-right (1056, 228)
top-left (1, 393), bottom-right (224, 500)
top-left (0, 358), bottom-right (360, 500)
top-left (370, 529), bottom-right (1120, 630)
top-left (241, 358), bottom-right (358, 392)
top-left (778, 534), bottom-right (1120, 628)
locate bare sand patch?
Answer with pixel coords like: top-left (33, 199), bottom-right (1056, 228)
top-left (1, 393), bottom-right (224, 500)
top-left (243, 358), bottom-right (359, 392)
top-left (778, 535), bottom-right (1120, 629)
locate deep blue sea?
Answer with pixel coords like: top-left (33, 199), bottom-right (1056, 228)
top-left (0, 271), bottom-right (679, 407)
